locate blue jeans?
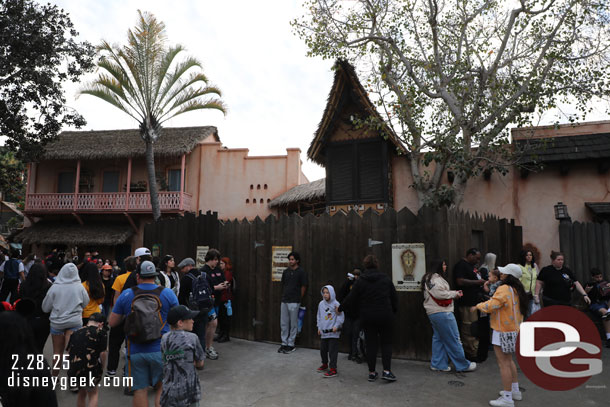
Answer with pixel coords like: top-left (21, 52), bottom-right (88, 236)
top-left (428, 312), bottom-right (470, 371)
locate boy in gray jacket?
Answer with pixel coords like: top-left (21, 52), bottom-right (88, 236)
top-left (316, 285), bottom-right (344, 378)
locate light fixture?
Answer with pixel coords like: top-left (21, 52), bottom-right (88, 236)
top-left (554, 202), bottom-right (570, 221)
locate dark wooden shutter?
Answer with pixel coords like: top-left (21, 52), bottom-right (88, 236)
top-left (328, 146), bottom-right (354, 203)
top-left (358, 142), bottom-right (383, 200)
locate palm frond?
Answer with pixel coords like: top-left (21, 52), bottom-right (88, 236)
top-left (161, 99), bottom-right (227, 123)
top-left (158, 85), bottom-right (226, 121)
top-left (155, 56), bottom-right (203, 109)
top-left (79, 88), bottom-right (142, 122)
top-left (155, 72), bottom-right (214, 117)
top-left (152, 45), bottom-right (185, 104)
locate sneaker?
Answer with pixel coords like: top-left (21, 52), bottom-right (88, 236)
top-left (353, 355), bottom-right (363, 364)
top-left (69, 386), bottom-right (79, 393)
top-left (460, 362), bottom-right (477, 372)
top-left (278, 345), bottom-right (287, 353)
top-left (284, 346), bottom-right (296, 353)
top-left (105, 369), bottom-right (116, 377)
top-left (347, 354), bottom-right (354, 361)
top-left (489, 393), bottom-right (514, 407)
top-left (368, 372), bottom-right (379, 382)
top-left (317, 364), bottom-right (328, 373)
top-left (323, 368), bottom-right (337, 378)
top-left (382, 371), bottom-right (397, 381)
top-left (499, 390), bottom-right (522, 401)
top-left (205, 347), bottom-right (219, 360)
top-left (123, 387), bottom-right (134, 396)
top-left (601, 312), bottom-right (609, 320)
top-left (430, 366), bottom-right (451, 372)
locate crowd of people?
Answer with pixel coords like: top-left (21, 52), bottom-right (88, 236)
top-left (0, 245), bottom-right (609, 407)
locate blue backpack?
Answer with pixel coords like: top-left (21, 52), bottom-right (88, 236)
top-left (187, 271), bottom-right (214, 311)
top-left (3, 259), bottom-right (20, 280)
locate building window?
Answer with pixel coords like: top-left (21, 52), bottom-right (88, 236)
top-left (326, 140), bottom-right (388, 204)
top-left (246, 199), bottom-right (250, 204)
top-left (168, 169), bottom-right (182, 192)
top-left (58, 171), bottom-right (75, 193)
top-left (102, 171), bottom-right (120, 192)
top-left (264, 184), bottom-right (268, 189)
top-left (257, 184), bottom-right (261, 190)
top-left (250, 184), bottom-right (254, 189)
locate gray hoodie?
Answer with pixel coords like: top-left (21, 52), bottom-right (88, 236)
top-left (316, 285), bottom-right (345, 339)
top-left (42, 263), bottom-right (89, 330)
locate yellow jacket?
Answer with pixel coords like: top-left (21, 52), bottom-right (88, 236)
top-left (519, 264), bottom-right (538, 294)
top-left (82, 281), bottom-right (104, 318)
top-left (476, 285), bottom-right (523, 332)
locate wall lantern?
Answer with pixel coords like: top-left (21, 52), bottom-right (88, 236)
top-left (554, 202), bottom-right (571, 221)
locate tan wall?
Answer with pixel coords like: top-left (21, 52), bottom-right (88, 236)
top-left (392, 155), bottom-right (610, 268)
top-left (194, 143), bottom-right (305, 220)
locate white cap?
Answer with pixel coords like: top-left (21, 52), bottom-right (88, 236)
top-left (134, 247), bottom-right (151, 257)
top-left (498, 263), bottom-right (522, 279)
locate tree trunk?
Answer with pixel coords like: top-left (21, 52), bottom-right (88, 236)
top-left (451, 175), bottom-right (467, 208)
top-left (145, 139), bottom-right (161, 220)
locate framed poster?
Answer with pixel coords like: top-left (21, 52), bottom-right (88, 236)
top-left (151, 244), bottom-right (162, 258)
top-left (196, 246), bottom-right (209, 268)
top-left (392, 243), bottom-right (426, 292)
top-left (271, 246), bottom-right (292, 282)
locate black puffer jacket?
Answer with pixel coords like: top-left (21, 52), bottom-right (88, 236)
top-left (339, 268), bottom-right (398, 323)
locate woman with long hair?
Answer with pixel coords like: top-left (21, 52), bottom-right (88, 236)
top-left (217, 256), bottom-right (235, 342)
top-left (159, 254), bottom-right (180, 296)
top-left (339, 254), bottom-right (398, 382)
top-left (0, 312), bottom-right (58, 407)
top-left (17, 263), bottom-right (52, 352)
top-left (473, 264), bottom-right (528, 407)
top-left (535, 251), bottom-right (590, 308)
top-left (81, 262), bottom-right (105, 325)
top-left (100, 264), bottom-right (115, 318)
top-left (518, 249), bottom-right (539, 316)
top-left (422, 259), bottom-right (476, 373)
top-left (42, 262), bottom-right (89, 376)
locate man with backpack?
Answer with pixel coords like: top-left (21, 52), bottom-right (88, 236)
top-left (178, 253), bottom-right (219, 360)
top-left (109, 260), bottom-right (178, 407)
top-left (0, 249), bottom-right (25, 302)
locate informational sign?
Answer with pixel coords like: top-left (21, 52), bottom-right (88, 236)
top-left (392, 243), bottom-right (426, 292)
top-left (271, 246), bottom-right (292, 282)
top-left (196, 246), bottom-right (209, 268)
top-left (151, 244), bottom-right (162, 258)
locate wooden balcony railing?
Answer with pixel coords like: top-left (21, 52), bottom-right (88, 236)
top-left (24, 192), bottom-right (192, 214)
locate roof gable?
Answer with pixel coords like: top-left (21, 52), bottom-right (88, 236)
top-left (41, 126), bottom-right (219, 161)
top-left (307, 60), bottom-right (405, 165)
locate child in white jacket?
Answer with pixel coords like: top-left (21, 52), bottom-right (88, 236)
top-left (316, 285), bottom-right (344, 378)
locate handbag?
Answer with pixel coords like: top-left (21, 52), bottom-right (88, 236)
top-left (499, 287), bottom-right (519, 354)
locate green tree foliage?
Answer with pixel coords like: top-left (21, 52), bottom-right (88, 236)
top-left (0, 147), bottom-right (25, 204)
top-left (80, 11), bottom-right (226, 220)
top-left (0, 0), bottom-right (94, 161)
top-left (294, 0), bottom-right (610, 207)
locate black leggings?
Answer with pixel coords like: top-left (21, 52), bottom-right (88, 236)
top-left (218, 301), bottom-right (232, 337)
top-left (362, 319), bottom-right (393, 372)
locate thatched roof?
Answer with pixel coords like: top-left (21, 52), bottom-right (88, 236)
top-left (307, 60), bottom-right (406, 165)
top-left (14, 222), bottom-right (133, 246)
top-left (268, 178), bottom-right (326, 207)
top-left (41, 126), bottom-right (219, 160)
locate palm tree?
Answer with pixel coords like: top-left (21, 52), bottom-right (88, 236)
top-left (80, 10), bottom-right (226, 220)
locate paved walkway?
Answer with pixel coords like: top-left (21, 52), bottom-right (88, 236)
top-left (51, 338), bottom-right (608, 406)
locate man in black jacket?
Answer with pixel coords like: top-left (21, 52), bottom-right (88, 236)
top-left (453, 248), bottom-right (483, 362)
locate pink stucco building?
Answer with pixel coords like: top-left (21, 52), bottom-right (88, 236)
top-left (18, 126), bottom-right (307, 259)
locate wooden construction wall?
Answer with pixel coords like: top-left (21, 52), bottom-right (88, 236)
top-left (144, 206), bottom-right (522, 360)
top-left (559, 220), bottom-right (610, 282)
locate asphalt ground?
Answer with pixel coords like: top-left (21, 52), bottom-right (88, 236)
top-left (46, 336), bottom-right (609, 407)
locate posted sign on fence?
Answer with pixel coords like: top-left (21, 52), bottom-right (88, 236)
top-left (392, 243), bottom-right (426, 292)
top-left (271, 246), bottom-right (292, 282)
top-left (196, 246), bottom-right (209, 268)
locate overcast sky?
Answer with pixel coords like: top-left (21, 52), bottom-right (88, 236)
top-left (50, 0), bottom-right (332, 181)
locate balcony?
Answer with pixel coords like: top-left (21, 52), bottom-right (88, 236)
top-left (24, 192), bottom-right (193, 215)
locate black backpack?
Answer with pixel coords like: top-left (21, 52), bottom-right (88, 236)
top-left (124, 286), bottom-right (165, 343)
top-left (187, 272), bottom-right (214, 311)
top-left (3, 259), bottom-right (20, 280)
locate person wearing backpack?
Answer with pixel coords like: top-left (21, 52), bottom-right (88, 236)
top-left (109, 260), bottom-right (178, 407)
top-left (0, 249), bottom-right (25, 302)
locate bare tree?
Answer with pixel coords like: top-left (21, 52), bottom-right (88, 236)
top-left (294, 0), bottom-right (610, 207)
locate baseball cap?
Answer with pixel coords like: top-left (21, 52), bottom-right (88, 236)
top-left (138, 260), bottom-right (158, 277)
top-left (177, 257), bottom-right (195, 268)
top-left (498, 263), bottom-right (522, 279)
top-left (101, 264), bottom-right (112, 270)
top-left (167, 305), bottom-right (200, 325)
top-left (134, 247), bottom-right (151, 257)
